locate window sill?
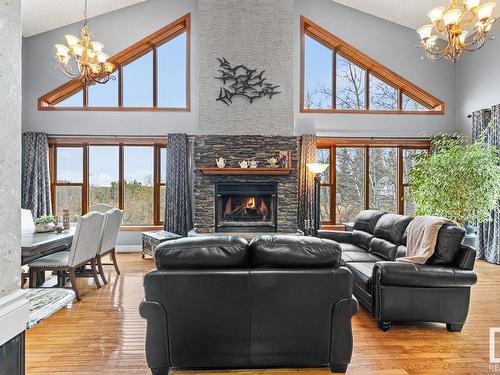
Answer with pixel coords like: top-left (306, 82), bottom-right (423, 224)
top-left (120, 225), bottom-right (163, 232)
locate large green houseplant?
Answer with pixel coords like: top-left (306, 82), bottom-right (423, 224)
top-left (408, 133), bottom-right (500, 227)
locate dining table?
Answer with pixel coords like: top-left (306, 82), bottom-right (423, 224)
top-left (21, 224), bottom-right (76, 265)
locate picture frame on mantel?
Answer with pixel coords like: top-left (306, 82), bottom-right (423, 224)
top-left (278, 150), bottom-right (291, 168)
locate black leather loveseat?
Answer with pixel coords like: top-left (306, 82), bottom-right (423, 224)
top-left (318, 210), bottom-right (477, 332)
top-left (139, 235), bottom-right (358, 375)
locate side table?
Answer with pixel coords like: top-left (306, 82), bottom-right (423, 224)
top-left (142, 230), bottom-right (181, 260)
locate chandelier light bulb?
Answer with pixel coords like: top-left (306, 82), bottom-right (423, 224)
top-left (64, 34), bottom-right (80, 46)
top-left (54, 44), bottom-right (70, 56)
top-left (96, 53), bottom-right (108, 63)
top-left (72, 44), bottom-right (84, 57)
top-left (443, 8), bottom-right (463, 26)
top-left (465, 0), bottom-right (481, 10)
top-left (428, 7), bottom-right (445, 23)
top-left (91, 41), bottom-right (104, 53)
top-left (477, 2), bottom-right (496, 20)
top-left (417, 24), bottom-right (434, 40)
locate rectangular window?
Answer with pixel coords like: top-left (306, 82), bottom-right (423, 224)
top-left (316, 139), bottom-right (430, 226)
top-left (89, 146), bottom-right (119, 209)
top-left (336, 54), bottom-right (366, 110)
top-left (50, 139), bottom-right (166, 227)
top-left (123, 52), bottom-right (154, 107)
top-left (336, 147), bottom-right (365, 223)
top-left (157, 32), bottom-right (187, 108)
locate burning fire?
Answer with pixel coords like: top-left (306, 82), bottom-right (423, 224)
top-left (246, 197), bottom-right (256, 209)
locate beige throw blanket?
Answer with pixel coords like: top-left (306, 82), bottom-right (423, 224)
top-left (397, 216), bottom-right (455, 264)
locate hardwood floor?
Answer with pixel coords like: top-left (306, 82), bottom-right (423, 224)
top-left (26, 254), bottom-right (500, 375)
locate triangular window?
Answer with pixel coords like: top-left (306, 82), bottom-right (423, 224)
top-left (301, 16), bottom-right (444, 114)
top-left (39, 14), bottom-right (190, 111)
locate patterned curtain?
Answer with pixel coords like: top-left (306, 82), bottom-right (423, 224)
top-left (472, 107), bottom-right (500, 264)
top-left (164, 134), bottom-right (193, 236)
top-left (22, 132), bottom-right (51, 219)
top-left (297, 134), bottom-right (317, 232)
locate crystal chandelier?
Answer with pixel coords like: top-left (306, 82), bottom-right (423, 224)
top-left (54, 0), bottom-right (114, 85)
top-left (416, 0), bottom-right (497, 63)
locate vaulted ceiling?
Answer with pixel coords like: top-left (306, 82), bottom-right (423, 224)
top-left (334, 0), bottom-right (499, 30)
top-left (21, 0), bottom-right (145, 37)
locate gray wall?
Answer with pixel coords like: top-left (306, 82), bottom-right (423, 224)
top-left (0, 1), bottom-right (22, 297)
top-left (455, 23), bottom-right (500, 136)
top-left (294, 0), bottom-right (457, 137)
top-left (23, 0), bottom-right (198, 135)
top-left (198, 0), bottom-right (294, 135)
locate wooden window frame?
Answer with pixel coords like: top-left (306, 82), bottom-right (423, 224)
top-left (49, 137), bottom-right (167, 231)
top-left (38, 14), bottom-right (191, 112)
top-left (316, 138), bottom-right (430, 226)
top-left (301, 16), bottom-right (445, 115)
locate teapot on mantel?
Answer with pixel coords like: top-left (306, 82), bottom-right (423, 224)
top-left (239, 160), bottom-right (249, 168)
top-left (216, 157), bottom-right (226, 168)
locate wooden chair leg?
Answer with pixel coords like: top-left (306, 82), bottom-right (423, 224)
top-left (97, 255), bottom-right (108, 285)
top-left (68, 268), bottom-right (81, 301)
top-left (90, 258), bottom-right (102, 289)
top-left (111, 249), bottom-right (121, 275)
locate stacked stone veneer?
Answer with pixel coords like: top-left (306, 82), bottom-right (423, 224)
top-left (193, 136), bottom-right (299, 233)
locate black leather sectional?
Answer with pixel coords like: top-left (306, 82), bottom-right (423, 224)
top-left (318, 210), bottom-right (478, 332)
top-left (140, 235), bottom-right (358, 375)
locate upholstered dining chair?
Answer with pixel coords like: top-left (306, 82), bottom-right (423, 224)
top-left (96, 208), bottom-right (123, 285)
top-left (21, 208), bottom-right (35, 232)
top-left (89, 203), bottom-right (115, 214)
top-left (28, 212), bottom-right (105, 301)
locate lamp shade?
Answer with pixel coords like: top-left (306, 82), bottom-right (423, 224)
top-left (306, 163), bottom-right (329, 174)
top-left (477, 2), bottom-right (496, 20)
top-left (443, 8), bottom-right (463, 25)
top-left (417, 24), bottom-right (434, 40)
top-left (428, 7), bottom-right (445, 23)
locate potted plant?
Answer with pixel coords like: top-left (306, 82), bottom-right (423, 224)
top-left (408, 133), bottom-right (500, 246)
top-left (35, 215), bottom-right (56, 233)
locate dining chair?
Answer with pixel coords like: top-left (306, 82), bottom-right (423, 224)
top-left (28, 212), bottom-right (105, 301)
top-left (89, 203), bottom-right (115, 214)
top-left (22, 208), bottom-right (35, 232)
top-left (96, 208), bottom-right (123, 285)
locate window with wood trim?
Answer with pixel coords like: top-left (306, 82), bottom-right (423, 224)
top-left (316, 138), bottom-right (430, 227)
top-left (301, 16), bottom-right (444, 114)
top-left (49, 138), bottom-right (167, 228)
top-left (39, 14), bottom-right (190, 112)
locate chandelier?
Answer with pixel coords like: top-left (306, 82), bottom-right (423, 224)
top-left (417, 0), bottom-right (497, 62)
top-left (54, 0), bottom-right (114, 85)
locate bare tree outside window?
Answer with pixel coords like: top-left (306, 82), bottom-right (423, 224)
top-left (336, 147), bottom-right (365, 223)
top-left (369, 148), bottom-right (397, 213)
top-left (304, 35), bottom-right (333, 110)
top-left (403, 94), bottom-right (428, 111)
top-left (369, 75), bottom-right (398, 110)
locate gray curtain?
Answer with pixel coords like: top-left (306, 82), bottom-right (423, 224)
top-left (297, 134), bottom-right (317, 232)
top-left (164, 133), bottom-right (193, 236)
top-left (472, 107), bottom-right (500, 264)
top-left (22, 132), bottom-right (51, 219)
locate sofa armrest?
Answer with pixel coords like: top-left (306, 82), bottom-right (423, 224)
top-left (330, 296), bottom-right (358, 372)
top-left (139, 299), bottom-right (170, 372)
top-left (372, 261), bottom-right (477, 288)
top-left (317, 230), bottom-right (353, 244)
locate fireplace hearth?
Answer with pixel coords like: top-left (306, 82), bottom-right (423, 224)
top-left (215, 183), bottom-right (277, 232)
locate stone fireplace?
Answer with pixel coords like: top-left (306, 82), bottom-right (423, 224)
top-left (193, 135), bottom-right (299, 234)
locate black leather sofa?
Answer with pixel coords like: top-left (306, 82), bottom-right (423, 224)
top-left (318, 210), bottom-right (477, 332)
top-left (139, 235), bottom-right (358, 375)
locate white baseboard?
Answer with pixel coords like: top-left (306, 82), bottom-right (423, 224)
top-left (115, 245), bottom-right (141, 253)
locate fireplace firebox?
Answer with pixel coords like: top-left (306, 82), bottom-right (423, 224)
top-left (215, 183), bottom-right (277, 233)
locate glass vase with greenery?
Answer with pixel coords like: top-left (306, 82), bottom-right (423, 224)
top-left (408, 133), bottom-right (500, 227)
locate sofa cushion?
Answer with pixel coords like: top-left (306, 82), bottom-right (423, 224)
top-left (353, 210), bottom-right (386, 234)
top-left (250, 235), bottom-right (341, 268)
top-left (426, 224), bottom-right (466, 266)
top-left (373, 214), bottom-right (413, 245)
top-left (155, 236), bottom-right (249, 269)
top-left (339, 242), bottom-right (366, 253)
top-left (369, 237), bottom-right (399, 261)
top-left (345, 262), bottom-right (375, 293)
top-left (351, 229), bottom-right (373, 250)
top-left (341, 251), bottom-right (383, 265)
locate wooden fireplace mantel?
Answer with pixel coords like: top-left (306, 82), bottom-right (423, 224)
top-left (198, 167), bottom-right (294, 176)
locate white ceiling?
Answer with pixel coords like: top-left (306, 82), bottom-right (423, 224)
top-left (333, 0), bottom-right (499, 30)
top-left (21, 0), bottom-right (146, 37)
